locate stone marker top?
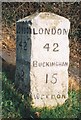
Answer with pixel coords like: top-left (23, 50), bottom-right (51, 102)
top-left (17, 12), bottom-right (70, 30)
top-left (17, 12), bottom-right (69, 23)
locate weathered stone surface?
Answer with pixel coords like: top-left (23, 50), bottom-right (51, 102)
top-left (15, 12), bottom-right (70, 107)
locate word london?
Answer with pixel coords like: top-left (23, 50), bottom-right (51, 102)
top-left (17, 26), bottom-right (68, 35)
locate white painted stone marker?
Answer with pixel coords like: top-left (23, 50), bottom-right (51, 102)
top-left (15, 12), bottom-right (70, 107)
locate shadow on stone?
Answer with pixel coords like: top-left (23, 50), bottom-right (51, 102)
top-left (15, 20), bottom-right (32, 95)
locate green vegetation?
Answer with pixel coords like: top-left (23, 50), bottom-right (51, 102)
top-left (2, 72), bottom-right (81, 119)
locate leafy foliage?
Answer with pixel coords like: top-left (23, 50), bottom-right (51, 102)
top-left (2, 72), bottom-right (30, 118)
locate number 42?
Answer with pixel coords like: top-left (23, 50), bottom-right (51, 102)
top-left (43, 43), bottom-right (59, 52)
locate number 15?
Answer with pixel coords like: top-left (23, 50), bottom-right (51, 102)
top-left (46, 73), bottom-right (57, 84)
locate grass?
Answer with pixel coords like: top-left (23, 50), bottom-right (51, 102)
top-left (1, 72), bottom-right (81, 119)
